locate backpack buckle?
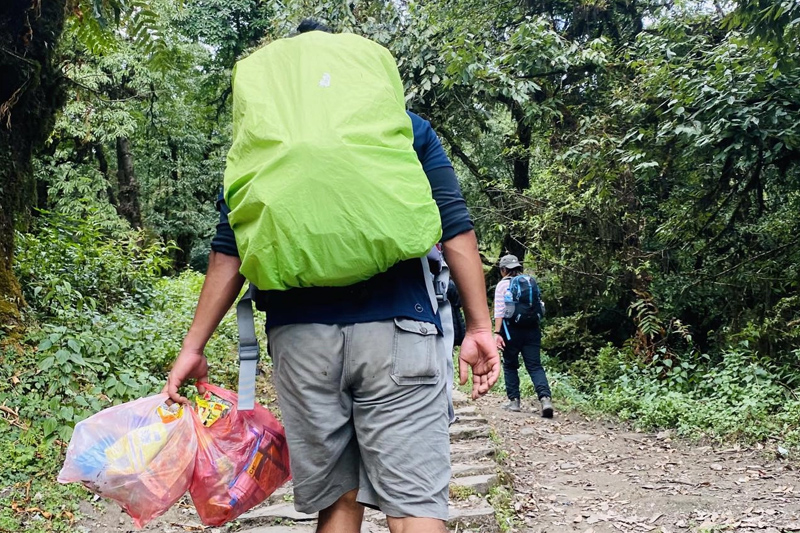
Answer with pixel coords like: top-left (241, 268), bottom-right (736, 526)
top-left (239, 342), bottom-right (260, 362)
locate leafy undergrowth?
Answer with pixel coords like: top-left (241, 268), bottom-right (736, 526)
top-left (552, 344), bottom-right (800, 452)
top-left (0, 215), bottom-right (247, 532)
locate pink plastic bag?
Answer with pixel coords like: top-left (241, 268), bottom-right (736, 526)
top-left (58, 394), bottom-right (197, 528)
top-left (189, 383), bottom-right (291, 526)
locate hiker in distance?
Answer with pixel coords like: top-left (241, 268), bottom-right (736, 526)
top-left (165, 19), bottom-right (500, 533)
top-left (493, 254), bottom-right (554, 418)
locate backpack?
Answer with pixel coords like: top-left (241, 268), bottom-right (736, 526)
top-left (223, 32), bottom-right (442, 291)
top-left (503, 274), bottom-right (543, 327)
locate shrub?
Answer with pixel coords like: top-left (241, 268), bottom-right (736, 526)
top-left (14, 212), bottom-right (172, 316)
top-left (579, 343), bottom-right (799, 446)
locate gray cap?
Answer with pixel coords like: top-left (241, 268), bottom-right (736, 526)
top-left (499, 254), bottom-right (522, 270)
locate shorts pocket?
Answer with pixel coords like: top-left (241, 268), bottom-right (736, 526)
top-left (391, 318), bottom-right (439, 386)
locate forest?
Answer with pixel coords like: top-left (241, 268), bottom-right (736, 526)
top-left (1, 0), bottom-right (799, 531)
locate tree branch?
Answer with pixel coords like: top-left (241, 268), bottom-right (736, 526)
top-left (434, 124), bottom-right (502, 208)
top-left (685, 237), bottom-right (800, 290)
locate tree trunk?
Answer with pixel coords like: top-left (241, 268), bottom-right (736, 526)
top-left (168, 138), bottom-right (191, 270)
top-left (501, 233), bottom-right (527, 261)
top-left (501, 100), bottom-right (533, 262)
top-left (115, 136), bottom-right (142, 227)
top-left (94, 142), bottom-right (117, 205)
top-left (0, 0), bottom-right (66, 328)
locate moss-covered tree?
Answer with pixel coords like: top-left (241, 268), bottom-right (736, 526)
top-left (0, 0), bottom-right (66, 327)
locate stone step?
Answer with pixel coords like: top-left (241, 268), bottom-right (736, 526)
top-left (448, 503), bottom-right (497, 531)
top-left (451, 462), bottom-right (496, 478)
top-left (237, 502), bottom-right (316, 529)
top-left (451, 389), bottom-right (469, 408)
top-left (451, 414), bottom-right (489, 426)
top-left (266, 482), bottom-right (293, 505)
top-left (451, 473), bottom-right (500, 496)
top-left (235, 527), bottom-right (315, 533)
top-left (237, 524), bottom-right (387, 533)
top-left (453, 405), bottom-right (478, 416)
top-left (449, 424), bottom-right (491, 441)
top-left (450, 441), bottom-right (496, 463)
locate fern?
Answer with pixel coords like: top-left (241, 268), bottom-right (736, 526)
top-left (66, 0), bottom-right (170, 68)
top-left (626, 289), bottom-right (664, 361)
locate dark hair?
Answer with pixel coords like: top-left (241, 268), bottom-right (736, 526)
top-left (296, 18), bottom-right (333, 34)
top-left (503, 266), bottom-right (523, 276)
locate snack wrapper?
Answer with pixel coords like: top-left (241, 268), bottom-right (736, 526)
top-left (189, 384), bottom-right (291, 526)
top-left (58, 394), bottom-right (196, 528)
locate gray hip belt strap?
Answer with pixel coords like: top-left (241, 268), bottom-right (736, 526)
top-left (236, 284), bottom-right (260, 411)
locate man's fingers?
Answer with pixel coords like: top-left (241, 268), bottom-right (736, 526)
top-left (459, 357), bottom-right (469, 386)
top-left (472, 373), bottom-right (486, 399)
top-left (489, 360), bottom-right (500, 387)
top-left (478, 375), bottom-right (489, 396)
top-left (165, 378), bottom-right (190, 405)
top-left (169, 391), bottom-right (190, 405)
top-left (196, 379), bottom-right (208, 395)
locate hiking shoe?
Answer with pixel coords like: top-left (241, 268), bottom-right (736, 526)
top-left (503, 399), bottom-right (521, 412)
top-left (540, 397), bottom-right (554, 418)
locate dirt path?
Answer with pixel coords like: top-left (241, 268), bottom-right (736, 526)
top-left (475, 394), bottom-right (800, 532)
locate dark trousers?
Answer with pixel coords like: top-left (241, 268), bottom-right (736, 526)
top-left (501, 325), bottom-right (551, 400)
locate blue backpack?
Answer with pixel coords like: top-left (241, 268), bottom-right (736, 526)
top-left (504, 274), bottom-right (543, 327)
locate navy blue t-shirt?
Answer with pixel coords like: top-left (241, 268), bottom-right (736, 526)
top-left (211, 111), bottom-right (472, 329)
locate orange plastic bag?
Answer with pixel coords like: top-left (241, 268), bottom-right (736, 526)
top-left (58, 394), bottom-right (196, 528)
top-left (189, 384), bottom-right (291, 526)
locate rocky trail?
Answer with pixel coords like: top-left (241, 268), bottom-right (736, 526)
top-left (478, 395), bottom-right (800, 532)
top-left (79, 392), bottom-right (800, 533)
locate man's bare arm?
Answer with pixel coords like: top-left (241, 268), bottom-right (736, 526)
top-left (442, 230), bottom-right (500, 398)
top-left (164, 251), bottom-right (245, 404)
top-left (443, 231), bottom-right (490, 332)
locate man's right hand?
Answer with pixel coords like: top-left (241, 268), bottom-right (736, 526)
top-left (162, 250), bottom-right (245, 404)
top-left (163, 346), bottom-right (209, 405)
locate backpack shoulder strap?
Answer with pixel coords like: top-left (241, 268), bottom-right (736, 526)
top-left (508, 275), bottom-right (519, 297)
top-left (524, 275), bottom-right (536, 302)
top-left (528, 275), bottom-right (541, 298)
top-left (236, 284), bottom-right (260, 411)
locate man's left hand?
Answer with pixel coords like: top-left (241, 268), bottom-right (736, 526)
top-left (458, 330), bottom-right (500, 399)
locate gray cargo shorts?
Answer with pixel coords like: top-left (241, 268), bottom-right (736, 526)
top-left (268, 318), bottom-right (451, 519)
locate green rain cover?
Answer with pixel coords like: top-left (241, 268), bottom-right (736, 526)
top-left (223, 32), bottom-right (442, 291)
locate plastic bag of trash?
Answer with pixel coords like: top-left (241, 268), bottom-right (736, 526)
top-left (189, 383), bottom-right (290, 526)
top-left (58, 394), bottom-right (196, 527)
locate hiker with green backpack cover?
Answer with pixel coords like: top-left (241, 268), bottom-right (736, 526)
top-left (164, 19), bottom-right (499, 533)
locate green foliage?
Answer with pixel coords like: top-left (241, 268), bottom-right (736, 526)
top-left (66, 0), bottom-right (171, 66)
top-left (541, 312), bottom-right (606, 363)
top-left (0, 462), bottom-right (85, 533)
top-left (2, 270), bottom-right (242, 443)
top-left (566, 344), bottom-right (634, 394)
top-left (15, 213), bottom-right (171, 315)
top-left (449, 484), bottom-right (477, 501)
top-left (4, 213), bottom-right (245, 530)
top-left (578, 344), bottom-right (800, 445)
top-left (725, 0), bottom-right (800, 62)
top-left (488, 485), bottom-right (519, 533)
top-left (39, 0), bottom-right (230, 269)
